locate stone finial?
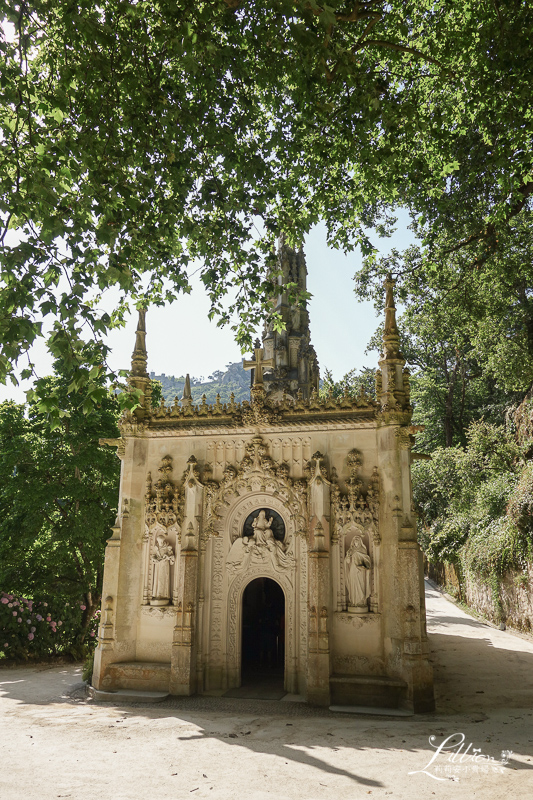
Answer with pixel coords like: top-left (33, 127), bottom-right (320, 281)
top-left (377, 275), bottom-right (410, 412)
top-left (382, 273), bottom-right (400, 358)
top-left (128, 308), bottom-right (151, 417)
top-left (182, 373), bottom-right (192, 402)
top-left (130, 308), bottom-right (148, 379)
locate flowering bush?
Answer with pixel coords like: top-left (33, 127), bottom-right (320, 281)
top-left (0, 591), bottom-right (100, 660)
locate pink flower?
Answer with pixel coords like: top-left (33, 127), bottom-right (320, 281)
top-left (3, 643), bottom-right (8, 648)
top-left (17, 618), bottom-right (21, 623)
top-left (8, 603), bottom-right (13, 608)
top-left (80, 605), bottom-right (86, 611)
top-left (43, 603), bottom-right (48, 607)
top-left (90, 632), bottom-right (95, 637)
top-left (1, 598), bottom-right (8, 604)
top-left (36, 615), bottom-right (42, 621)
top-left (28, 633), bottom-right (34, 641)
top-left (31, 627), bottom-right (36, 633)
top-left (12, 611), bottom-right (17, 616)
top-left (46, 616), bottom-right (51, 621)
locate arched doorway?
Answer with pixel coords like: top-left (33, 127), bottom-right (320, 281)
top-left (241, 577), bottom-right (285, 693)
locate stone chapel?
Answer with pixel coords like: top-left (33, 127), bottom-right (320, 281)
top-left (92, 244), bottom-right (434, 712)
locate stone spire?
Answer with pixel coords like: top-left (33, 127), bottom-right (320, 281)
top-left (260, 239), bottom-right (320, 400)
top-left (130, 308), bottom-right (148, 378)
top-left (383, 274), bottom-right (400, 354)
top-left (182, 373), bottom-right (192, 402)
top-left (377, 275), bottom-right (409, 411)
top-left (129, 308), bottom-right (151, 416)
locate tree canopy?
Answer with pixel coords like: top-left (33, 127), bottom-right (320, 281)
top-left (2, 1), bottom-right (533, 405)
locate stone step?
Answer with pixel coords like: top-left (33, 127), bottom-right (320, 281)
top-left (101, 661), bottom-right (171, 693)
top-left (90, 687), bottom-right (169, 703)
top-left (329, 673), bottom-right (407, 709)
top-left (330, 704), bottom-right (413, 717)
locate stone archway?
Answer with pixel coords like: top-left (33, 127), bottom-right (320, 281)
top-left (205, 484), bottom-right (308, 696)
top-left (226, 565), bottom-right (298, 693)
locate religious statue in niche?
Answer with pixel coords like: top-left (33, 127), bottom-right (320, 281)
top-left (150, 534), bottom-right (175, 606)
top-left (243, 508), bottom-right (286, 543)
top-left (344, 534), bottom-right (371, 613)
top-left (226, 507), bottom-right (295, 573)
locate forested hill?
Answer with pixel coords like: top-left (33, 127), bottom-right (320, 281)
top-left (150, 361), bottom-right (250, 405)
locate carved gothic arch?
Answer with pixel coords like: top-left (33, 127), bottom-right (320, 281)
top-left (226, 567), bottom-right (298, 693)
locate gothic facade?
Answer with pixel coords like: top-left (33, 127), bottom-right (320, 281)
top-left (92, 246), bottom-right (434, 712)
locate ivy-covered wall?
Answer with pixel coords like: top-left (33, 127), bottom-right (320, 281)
top-left (417, 392), bottom-right (533, 633)
top-left (426, 558), bottom-right (533, 633)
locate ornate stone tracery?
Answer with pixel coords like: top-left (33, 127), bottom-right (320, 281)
top-left (203, 435), bottom-right (308, 546)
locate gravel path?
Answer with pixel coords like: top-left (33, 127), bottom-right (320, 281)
top-left (1, 580), bottom-right (532, 800)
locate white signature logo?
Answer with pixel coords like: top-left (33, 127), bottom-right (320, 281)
top-left (409, 733), bottom-right (512, 781)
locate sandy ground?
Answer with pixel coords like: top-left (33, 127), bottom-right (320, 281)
top-left (1, 580), bottom-right (533, 800)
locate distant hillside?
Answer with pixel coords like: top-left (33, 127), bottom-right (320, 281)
top-left (150, 361), bottom-right (250, 405)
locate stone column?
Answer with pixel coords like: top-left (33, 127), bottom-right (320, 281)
top-left (306, 453), bottom-right (331, 706)
top-left (170, 457), bottom-right (203, 695)
top-left (91, 519), bottom-right (121, 689)
top-left (93, 436), bottom-right (144, 690)
top-left (397, 518), bottom-right (435, 712)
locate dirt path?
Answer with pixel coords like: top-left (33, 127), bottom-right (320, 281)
top-left (1, 581), bottom-right (532, 800)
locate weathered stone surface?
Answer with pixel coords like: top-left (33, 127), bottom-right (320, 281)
top-left (93, 252), bottom-right (433, 712)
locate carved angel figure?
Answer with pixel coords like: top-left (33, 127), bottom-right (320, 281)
top-left (151, 534), bottom-right (175, 606)
top-left (344, 535), bottom-right (371, 611)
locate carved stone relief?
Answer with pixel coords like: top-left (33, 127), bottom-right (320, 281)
top-left (226, 505), bottom-right (295, 574)
top-left (203, 435), bottom-right (308, 545)
top-left (142, 455), bottom-right (182, 606)
top-left (331, 449), bottom-right (381, 613)
top-left (150, 534), bottom-right (175, 606)
top-left (344, 534), bottom-right (371, 612)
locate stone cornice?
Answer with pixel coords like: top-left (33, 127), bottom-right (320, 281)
top-left (119, 385), bottom-right (413, 438)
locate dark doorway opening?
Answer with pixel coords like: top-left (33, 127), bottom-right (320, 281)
top-left (241, 577), bottom-right (285, 692)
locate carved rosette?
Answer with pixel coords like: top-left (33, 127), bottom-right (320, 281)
top-left (142, 455), bottom-right (183, 606)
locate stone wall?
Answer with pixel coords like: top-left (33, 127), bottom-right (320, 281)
top-left (425, 558), bottom-right (533, 634)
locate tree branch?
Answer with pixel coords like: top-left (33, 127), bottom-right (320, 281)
top-left (353, 39), bottom-right (446, 70)
top-left (446, 181), bottom-right (533, 256)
